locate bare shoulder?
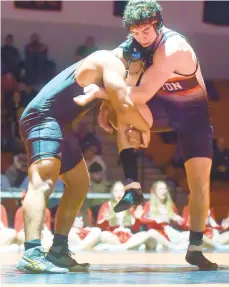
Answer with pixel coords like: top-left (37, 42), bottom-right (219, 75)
top-left (155, 36), bottom-right (182, 61)
top-left (154, 34), bottom-right (196, 69)
top-left (152, 39), bottom-right (180, 70)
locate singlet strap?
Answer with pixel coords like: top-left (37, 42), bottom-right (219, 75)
top-left (157, 29), bottom-right (199, 77)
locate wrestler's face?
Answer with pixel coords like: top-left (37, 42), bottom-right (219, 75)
top-left (155, 182), bottom-right (168, 201)
top-left (31, 33), bottom-right (40, 44)
top-left (83, 146), bottom-right (97, 160)
top-left (112, 182), bottom-right (125, 201)
top-left (130, 22), bottom-right (157, 47)
top-left (91, 171), bottom-right (103, 183)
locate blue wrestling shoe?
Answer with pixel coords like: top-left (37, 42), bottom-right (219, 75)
top-left (114, 179), bottom-right (144, 213)
top-left (17, 246), bottom-right (68, 273)
top-left (46, 244), bottom-right (90, 272)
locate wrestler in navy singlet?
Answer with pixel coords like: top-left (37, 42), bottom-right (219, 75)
top-left (20, 61), bottom-right (101, 174)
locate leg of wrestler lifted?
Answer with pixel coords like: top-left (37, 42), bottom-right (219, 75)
top-left (103, 102), bottom-right (152, 213)
top-left (114, 122), bottom-right (144, 213)
top-left (46, 159), bottom-right (90, 271)
top-left (184, 157), bottom-right (218, 270)
top-left (17, 158), bottom-right (68, 273)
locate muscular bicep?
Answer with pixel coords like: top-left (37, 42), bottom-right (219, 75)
top-left (130, 44), bottom-right (179, 104)
top-left (140, 54), bottom-right (175, 94)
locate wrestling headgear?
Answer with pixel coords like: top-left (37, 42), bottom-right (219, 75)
top-left (119, 35), bottom-right (155, 68)
top-left (123, 0), bottom-right (163, 35)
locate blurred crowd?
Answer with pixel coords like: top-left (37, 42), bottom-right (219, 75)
top-left (1, 33), bottom-right (102, 189)
top-left (1, 181), bottom-right (229, 251)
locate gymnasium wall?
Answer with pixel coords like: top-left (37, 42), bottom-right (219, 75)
top-left (1, 1), bottom-right (229, 78)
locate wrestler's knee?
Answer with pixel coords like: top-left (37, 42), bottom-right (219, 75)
top-left (185, 158), bottom-right (211, 187)
top-left (60, 159), bottom-right (90, 191)
top-left (28, 158), bottom-right (61, 194)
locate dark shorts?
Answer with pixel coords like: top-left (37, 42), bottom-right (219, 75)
top-left (19, 119), bottom-right (83, 175)
top-left (147, 96), bottom-right (213, 162)
top-left (176, 124), bottom-right (213, 162)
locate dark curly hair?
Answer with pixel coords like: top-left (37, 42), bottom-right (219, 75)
top-left (123, 0), bottom-right (163, 33)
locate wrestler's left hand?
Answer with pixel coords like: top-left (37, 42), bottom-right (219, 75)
top-left (127, 127), bottom-right (150, 149)
top-left (98, 101), bottom-right (114, 134)
top-left (141, 129), bottom-right (150, 148)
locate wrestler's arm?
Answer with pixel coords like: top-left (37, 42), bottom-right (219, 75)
top-left (101, 52), bottom-right (150, 132)
top-left (128, 44), bottom-right (179, 104)
top-left (105, 46), bottom-right (177, 105)
top-left (73, 51), bottom-right (149, 131)
top-left (101, 53), bottom-right (130, 112)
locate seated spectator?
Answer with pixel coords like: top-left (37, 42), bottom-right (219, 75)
top-left (14, 192), bottom-right (53, 249)
top-left (75, 36), bottom-right (97, 61)
top-left (5, 143), bottom-right (27, 187)
top-left (1, 34), bottom-right (21, 79)
top-left (95, 181), bottom-right (149, 251)
top-left (84, 144), bottom-right (107, 180)
top-left (211, 137), bottom-right (229, 181)
top-left (140, 181), bottom-right (189, 250)
top-left (2, 73), bottom-right (18, 122)
top-left (17, 80), bottom-right (37, 107)
top-left (75, 120), bottom-right (102, 154)
top-left (67, 203), bottom-right (101, 251)
top-left (0, 204), bottom-right (17, 246)
top-left (1, 97), bottom-right (14, 152)
top-left (3, 80), bottom-right (25, 132)
top-left (24, 33), bottom-right (51, 85)
top-left (89, 162), bottom-right (111, 193)
top-left (182, 206), bottom-right (229, 249)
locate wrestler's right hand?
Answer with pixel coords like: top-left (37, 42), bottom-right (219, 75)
top-left (73, 84), bottom-right (108, 106)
